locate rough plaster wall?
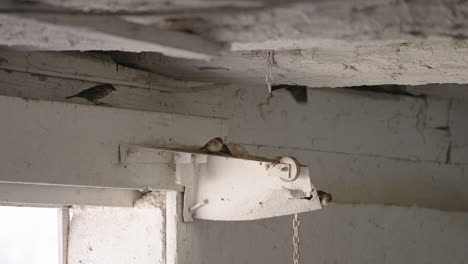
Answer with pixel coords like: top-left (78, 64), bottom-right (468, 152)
top-left (113, 45), bottom-right (468, 88)
top-left (68, 193), bottom-right (166, 264)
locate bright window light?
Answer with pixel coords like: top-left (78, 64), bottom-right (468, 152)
top-left (0, 206), bottom-right (59, 264)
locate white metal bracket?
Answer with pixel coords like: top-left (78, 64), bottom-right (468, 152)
top-left (120, 145), bottom-right (322, 222)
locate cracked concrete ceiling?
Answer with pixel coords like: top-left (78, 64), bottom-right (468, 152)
top-left (1, 0), bottom-right (467, 88)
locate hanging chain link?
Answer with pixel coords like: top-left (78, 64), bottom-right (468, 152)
top-left (292, 213), bottom-right (300, 264)
top-left (265, 50), bottom-right (274, 93)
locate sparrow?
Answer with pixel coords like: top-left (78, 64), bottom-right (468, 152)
top-left (317, 191), bottom-right (332, 206)
top-left (201, 137), bottom-right (231, 155)
top-left (66, 84), bottom-right (116, 105)
top-left (271, 84), bottom-right (308, 104)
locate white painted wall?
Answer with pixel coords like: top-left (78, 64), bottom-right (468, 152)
top-left (179, 205), bottom-right (468, 264)
top-left (173, 84), bottom-right (468, 264)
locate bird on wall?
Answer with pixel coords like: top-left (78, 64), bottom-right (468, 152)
top-left (66, 83), bottom-right (116, 105)
top-left (317, 191), bottom-right (332, 206)
top-left (271, 84), bottom-right (308, 104)
top-left (201, 137), bottom-right (232, 155)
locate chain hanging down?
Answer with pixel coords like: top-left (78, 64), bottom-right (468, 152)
top-left (265, 50), bottom-right (275, 93)
top-left (292, 213), bottom-right (300, 264)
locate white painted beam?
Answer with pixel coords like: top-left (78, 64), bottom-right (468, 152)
top-left (0, 69), bottom-right (227, 117)
top-left (0, 183), bottom-right (141, 207)
top-left (0, 95), bottom-right (225, 190)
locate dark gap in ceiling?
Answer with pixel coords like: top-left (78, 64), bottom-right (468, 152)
top-left (342, 84), bottom-right (425, 98)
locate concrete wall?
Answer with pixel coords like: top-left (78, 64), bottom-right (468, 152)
top-left (68, 193), bottom-right (166, 264)
top-left (176, 85), bottom-right (468, 264)
top-left (0, 51), bottom-right (467, 264)
top-left (181, 205), bottom-right (468, 264)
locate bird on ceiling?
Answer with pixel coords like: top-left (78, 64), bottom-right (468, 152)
top-left (271, 84), bottom-right (308, 104)
top-left (201, 137), bottom-right (232, 155)
top-left (66, 83), bottom-right (116, 106)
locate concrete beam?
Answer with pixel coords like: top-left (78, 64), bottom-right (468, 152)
top-left (0, 182), bottom-right (141, 207)
top-left (0, 11), bottom-right (224, 60)
top-left (43, 0), bottom-right (464, 51)
top-left (0, 95), bottom-right (225, 190)
top-left (123, 43), bottom-right (468, 87)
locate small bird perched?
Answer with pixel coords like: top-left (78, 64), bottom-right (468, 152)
top-left (271, 84), bottom-right (308, 104)
top-left (317, 191), bottom-right (332, 206)
top-left (66, 84), bottom-right (116, 105)
top-left (201, 137), bottom-right (231, 155)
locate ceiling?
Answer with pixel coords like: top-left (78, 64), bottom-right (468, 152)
top-left (1, 0), bottom-right (467, 88)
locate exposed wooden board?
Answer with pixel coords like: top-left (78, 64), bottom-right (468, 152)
top-left (0, 183), bottom-right (141, 207)
top-left (239, 144), bottom-right (468, 211)
top-left (0, 50), bottom-right (226, 92)
top-left (0, 13), bottom-right (223, 60)
top-left (116, 42), bottom-right (468, 88)
top-left (0, 95), bottom-right (225, 190)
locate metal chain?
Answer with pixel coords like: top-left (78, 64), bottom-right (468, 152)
top-left (292, 213), bottom-right (300, 264)
top-left (265, 50), bottom-right (274, 93)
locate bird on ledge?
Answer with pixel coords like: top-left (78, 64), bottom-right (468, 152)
top-left (201, 137), bottom-right (232, 155)
top-left (317, 191), bottom-right (332, 206)
top-left (66, 83), bottom-right (116, 106)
